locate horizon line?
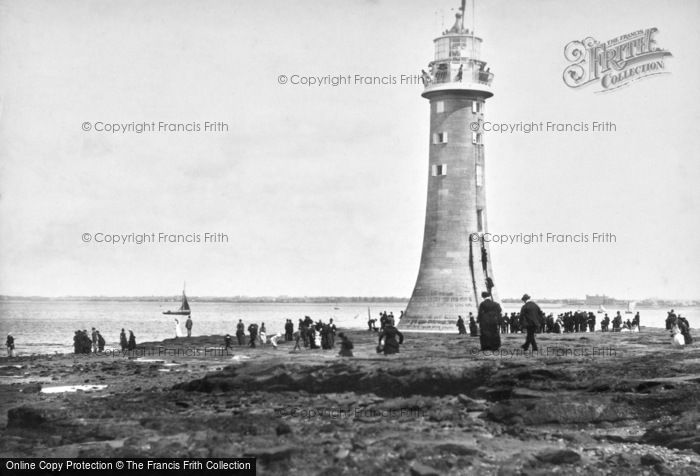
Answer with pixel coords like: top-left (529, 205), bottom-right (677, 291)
top-left (0, 294), bottom-right (698, 303)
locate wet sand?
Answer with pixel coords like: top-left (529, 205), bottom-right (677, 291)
top-left (1, 329), bottom-right (699, 475)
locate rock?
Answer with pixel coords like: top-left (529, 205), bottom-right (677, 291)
top-left (245, 445), bottom-right (295, 463)
top-left (604, 453), bottom-right (638, 467)
top-left (318, 423), bottom-right (335, 433)
top-left (640, 453), bottom-right (664, 466)
top-left (457, 394), bottom-right (487, 411)
top-left (434, 443), bottom-right (480, 456)
top-left (642, 411), bottom-right (700, 454)
top-left (511, 388), bottom-right (550, 399)
top-left (21, 383), bottom-right (42, 394)
top-left (654, 464), bottom-right (674, 476)
top-left (410, 462), bottom-right (441, 476)
top-left (534, 448), bottom-right (581, 465)
top-left (7, 406), bottom-right (48, 428)
top-left (275, 422), bottom-right (292, 436)
top-left (351, 439), bottom-right (366, 451)
top-left (487, 398), bottom-right (636, 425)
top-left (334, 448), bottom-right (349, 460)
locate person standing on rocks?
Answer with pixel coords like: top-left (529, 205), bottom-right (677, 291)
top-left (224, 334), bottom-right (233, 351)
top-left (127, 330), bottom-right (136, 351)
top-left (587, 313), bottom-right (596, 332)
top-left (468, 314), bottom-right (479, 336)
top-left (378, 323), bottom-right (404, 355)
top-left (6, 333), bottom-right (14, 358)
top-left (248, 323), bottom-right (258, 348)
top-left (81, 330), bottom-right (91, 354)
top-left (97, 331), bottom-right (105, 352)
top-left (520, 294), bottom-right (542, 352)
top-left (91, 327), bottom-right (98, 353)
top-left (185, 316), bottom-right (193, 337)
top-left (236, 320), bottom-right (245, 345)
top-left (120, 328), bottom-right (128, 351)
top-left (456, 316), bottom-right (467, 335)
top-left (677, 316), bottom-right (693, 345)
top-left (633, 312), bottom-right (641, 330)
top-left (293, 328), bottom-right (302, 351)
top-left (285, 319), bottom-right (294, 341)
top-left (477, 291), bottom-right (502, 351)
top-left (666, 310), bottom-right (677, 330)
top-left (338, 332), bottom-right (353, 357)
top-left (329, 319), bottom-right (337, 348)
top-left (259, 323), bottom-right (267, 346)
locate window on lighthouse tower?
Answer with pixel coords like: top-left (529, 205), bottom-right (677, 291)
top-left (432, 164), bottom-right (447, 176)
top-left (433, 132), bottom-right (448, 144)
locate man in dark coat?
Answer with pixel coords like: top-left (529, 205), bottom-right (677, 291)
top-left (456, 316), bottom-right (467, 335)
top-left (236, 320), bottom-right (245, 345)
top-left (185, 316), bottom-right (193, 337)
top-left (520, 294), bottom-right (542, 352)
top-left (477, 292), bottom-right (502, 351)
top-left (378, 325), bottom-right (404, 355)
top-left (248, 323), bottom-right (258, 348)
top-left (119, 328), bottom-right (128, 351)
top-left (285, 319), bottom-right (294, 341)
top-left (96, 331), bottom-right (105, 352)
top-left (468, 314), bottom-right (479, 336)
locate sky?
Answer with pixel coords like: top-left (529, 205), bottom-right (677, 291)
top-left (0, 0), bottom-right (698, 300)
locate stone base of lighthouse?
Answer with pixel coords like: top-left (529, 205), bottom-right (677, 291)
top-left (401, 236), bottom-right (496, 330)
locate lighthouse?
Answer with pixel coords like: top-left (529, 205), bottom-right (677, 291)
top-left (402, 3), bottom-right (496, 330)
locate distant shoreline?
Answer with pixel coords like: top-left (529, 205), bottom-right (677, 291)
top-left (0, 296), bottom-right (697, 307)
top-left (0, 296), bottom-right (409, 304)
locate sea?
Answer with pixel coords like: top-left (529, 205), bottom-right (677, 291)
top-left (0, 300), bottom-right (697, 356)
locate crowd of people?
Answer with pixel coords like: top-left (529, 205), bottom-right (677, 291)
top-left (5, 303), bottom-right (688, 359)
top-left (666, 309), bottom-right (693, 347)
top-left (224, 315), bottom-right (363, 357)
top-left (462, 293), bottom-right (694, 352)
top-left (223, 310), bottom-right (404, 357)
top-left (459, 308), bottom-right (642, 336)
top-left (71, 327), bottom-right (135, 354)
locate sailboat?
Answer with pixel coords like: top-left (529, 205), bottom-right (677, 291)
top-left (163, 285), bottom-right (191, 316)
top-left (625, 301), bottom-right (636, 314)
top-left (597, 305), bottom-right (607, 314)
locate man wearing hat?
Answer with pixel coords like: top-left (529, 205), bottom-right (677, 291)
top-left (520, 294), bottom-right (542, 352)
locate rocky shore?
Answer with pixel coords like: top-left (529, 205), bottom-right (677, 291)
top-left (1, 329), bottom-right (699, 475)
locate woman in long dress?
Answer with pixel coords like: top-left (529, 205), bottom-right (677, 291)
top-left (671, 324), bottom-right (685, 348)
top-left (174, 318), bottom-right (183, 338)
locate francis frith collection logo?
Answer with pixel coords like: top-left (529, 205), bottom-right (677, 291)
top-left (563, 28), bottom-right (672, 92)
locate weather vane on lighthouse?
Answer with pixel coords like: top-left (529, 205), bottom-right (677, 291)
top-left (403, 0), bottom-right (496, 330)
